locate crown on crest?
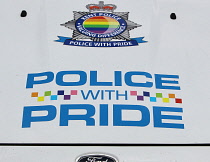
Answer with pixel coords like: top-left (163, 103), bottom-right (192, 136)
top-left (86, 1), bottom-right (117, 12)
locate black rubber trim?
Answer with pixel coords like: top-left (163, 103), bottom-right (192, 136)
top-left (0, 143), bottom-right (210, 146)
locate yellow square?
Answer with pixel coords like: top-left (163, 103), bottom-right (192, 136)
top-left (37, 96), bottom-right (45, 102)
top-left (162, 98), bottom-right (170, 103)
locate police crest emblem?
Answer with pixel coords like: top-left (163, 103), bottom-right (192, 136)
top-left (56, 1), bottom-right (147, 47)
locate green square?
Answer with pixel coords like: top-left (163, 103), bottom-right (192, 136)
top-left (44, 91), bottom-right (52, 96)
top-left (156, 93), bottom-right (163, 98)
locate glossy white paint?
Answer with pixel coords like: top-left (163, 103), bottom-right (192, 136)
top-left (0, 0), bottom-right (210, 144)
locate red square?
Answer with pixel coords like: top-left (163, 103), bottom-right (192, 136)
top-left (175, 98), bottom-right (182, 104)
top-left (130, 91), bottom-right (137, 96)
top-left (71, 90), bottom-right (78, 95)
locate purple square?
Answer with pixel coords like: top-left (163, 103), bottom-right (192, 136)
top-left (143, 91), bottom-right (150, 97)
top-left (58, 90), bottom-right (64, 95)
top-left (64, 95), bottom-right (71, 100)
top-left (137, 96), bottom-right (144, 101)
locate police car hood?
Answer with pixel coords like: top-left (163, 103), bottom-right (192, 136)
top-left (0, 0), bottom-right (210, 145)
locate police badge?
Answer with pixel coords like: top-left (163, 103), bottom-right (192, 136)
top-left (56, 1), bottom-right (147, 47)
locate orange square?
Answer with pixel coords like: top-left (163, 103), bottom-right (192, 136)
top-left (31, 92), bottom-right (38, 97)
top-left (168, 94), bottom-right (176, 98)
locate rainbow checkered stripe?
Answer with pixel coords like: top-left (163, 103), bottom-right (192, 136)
top-left (31, 90), bottom-right (182, 104)
top-left (31, 90), bottom-right (78, 102)
top-left (130, 91), bottom-right (182, 104)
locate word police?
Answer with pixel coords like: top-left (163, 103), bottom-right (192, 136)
top-left (26, 70), bottom-right (180, 90)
